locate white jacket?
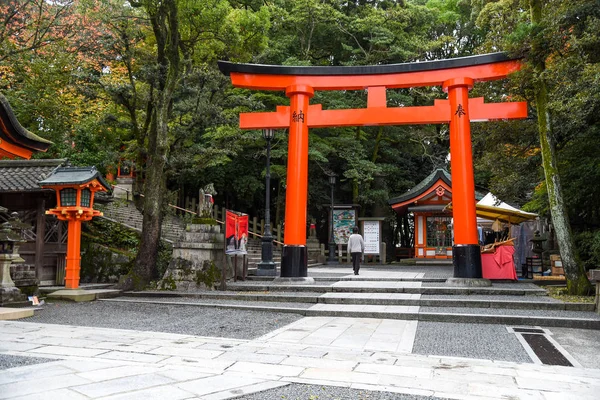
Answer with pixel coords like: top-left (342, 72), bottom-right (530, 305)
top-left (347, 233), bottom-right (364, 254)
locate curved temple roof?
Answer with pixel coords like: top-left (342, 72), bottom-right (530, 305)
top-left (218, 52), bottom-right (512, 77)
top-left (39, 166), bottom-right (111, 193)
top-left (0, 93), bottom-right (53, 159)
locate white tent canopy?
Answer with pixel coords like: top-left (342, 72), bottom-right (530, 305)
top-left (447, 193), bottom-right (538, 225)
top-left (475, 193), bottom-right (538, 224)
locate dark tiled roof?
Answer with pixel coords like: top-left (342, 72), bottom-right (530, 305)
top-left (0, 93), bottom-right (53, 152)
top-left (39, 166), bottom-right (111, 192)
top-left (388, 169), bottom-right (452, 205)
top-left (388, 168), bottom-right (486, 206)
top-left (0, 159), bottom-right (65, 192)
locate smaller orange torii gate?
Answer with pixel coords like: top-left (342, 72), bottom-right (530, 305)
top-left (218, 52), bottom-right (527, 280)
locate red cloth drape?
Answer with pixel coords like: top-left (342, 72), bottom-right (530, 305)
top-left (482, 245), bottom-right (517, 280)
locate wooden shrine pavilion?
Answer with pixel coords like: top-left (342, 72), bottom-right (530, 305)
top-left (389, 169), bottom-right (486, 259)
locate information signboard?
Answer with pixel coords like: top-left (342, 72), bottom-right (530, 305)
top-left (333, 209), bottom-right (356, 245)
top-left (363, 220), bottom-right (380, 255)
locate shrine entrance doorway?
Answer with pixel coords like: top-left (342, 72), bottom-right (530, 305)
top-left (218, 53), bottom-right (528, 279)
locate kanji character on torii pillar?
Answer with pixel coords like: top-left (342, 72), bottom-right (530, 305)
top-left (218, 53), bottom-right (527, 282)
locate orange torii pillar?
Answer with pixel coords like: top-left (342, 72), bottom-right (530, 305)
top-left (444, 78), bottom-right (481, 277)
top-left (218, 52), bottom-right (527, 280)
top-left (282, 85), bottom-right (314, 276)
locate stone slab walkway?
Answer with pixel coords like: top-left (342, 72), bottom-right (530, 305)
top-left (2, 318), bottom-right (599, 400)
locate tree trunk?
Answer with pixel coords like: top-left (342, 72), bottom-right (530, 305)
top-left (529, 0), bottom-right (591, 295)
top-left (128, 0), bottom-right (180, 290)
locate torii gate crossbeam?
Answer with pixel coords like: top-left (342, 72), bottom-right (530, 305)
top-left (218, 52), bottom-right (528, 280)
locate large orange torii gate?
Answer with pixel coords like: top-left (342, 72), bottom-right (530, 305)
top-left (218, 52), bottom-right (527, 280)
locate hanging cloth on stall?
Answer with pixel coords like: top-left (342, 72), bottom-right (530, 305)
top-left (492, 219), bottom-right (502, 232)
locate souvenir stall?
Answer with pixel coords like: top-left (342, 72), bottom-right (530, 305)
top-left (456, 194), bottom-right (538, 280)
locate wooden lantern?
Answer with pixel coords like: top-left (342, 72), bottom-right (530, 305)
top-left (40, 166), bottom-right (110, 289)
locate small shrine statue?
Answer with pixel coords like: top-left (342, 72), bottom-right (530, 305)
top-left (198, 183), bottom-right (217, 217)
top-left (308, 218), bottom-right (317, 239)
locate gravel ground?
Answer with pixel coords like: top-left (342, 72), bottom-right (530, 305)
top-left (235, 383), bottom-right (447, 400)
top-left (22, 301), bottom-right (302, 339)
top-left (421, 294), bottom-right (561, 302)
top-left (106, 297), bottom-right (314, 309)
top-left (0, 354), bottom-right (57, 370)
top-left (412, 321), bottom-right (533, 363)
top-left (420, 306), bottom-right (600, 319)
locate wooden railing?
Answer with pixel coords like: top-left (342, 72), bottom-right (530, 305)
top-left (111, 185), bottom-right (284, 246)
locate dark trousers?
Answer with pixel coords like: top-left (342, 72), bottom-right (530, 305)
top-left (351, 252), bottom-right (362, 274)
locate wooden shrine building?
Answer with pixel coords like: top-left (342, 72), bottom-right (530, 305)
top-left (389, 169), bottom-right (486, 259)
top-left (0, 93), bottom-right (71, 285)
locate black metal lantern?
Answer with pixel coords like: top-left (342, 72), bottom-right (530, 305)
top-left (327, 173), bottom-right (337, 263)
top-left (257, 128), bottom-right (276, 276)
top-left (263, 128), bottom-right (275, 140)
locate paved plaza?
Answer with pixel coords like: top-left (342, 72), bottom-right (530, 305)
top-left (2, 316), bottom-right (600, 399)
top-left (1, 265), bottom-right (600, 399)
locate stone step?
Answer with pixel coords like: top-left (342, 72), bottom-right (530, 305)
top-left (47, 289), bottom-right (123, 302)
top-left (245, 275), bottom-right (447, 282)
top-left (0, 307), bottom-right (34, 320)
top-left (121, 291), bottom-right (592, 311)
top-left (223, 282), bottom-right (548, 296)
top-left (103, 297), bottom-right (600, 330)
top-left (39, 283), bottom-right (116, 293)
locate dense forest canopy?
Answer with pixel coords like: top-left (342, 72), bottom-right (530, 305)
top-left (1, 0), bottom-right (598, 290)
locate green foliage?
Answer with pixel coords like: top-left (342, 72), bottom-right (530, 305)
top-left (5, 0), bottom-right (599, 282)
top-left (80, 243), bottom-right (132, 283)
top-left (191, 217), bottom-right (218, 225)
top-left (85, 218), bottom-right (141, 252)
top-left (574, 231), bottom-right (600, 271)
top-left (159, 274), bottom-right (177, 291)
top-left (157, 240), bottom-right (174, 279)
top-left (545, 286), bottom-right (594, 303)
top-left (195, 261), bottom-right (221, 288)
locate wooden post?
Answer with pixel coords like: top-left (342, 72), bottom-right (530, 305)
top-left (234, 255), bottom-right (238, 282)
top-left (276, 222), bottom-right (282, 243)
top-left (34, 199), bottom-right (46, 283)
top-left (252, 217), bottom-right (257, 235)
top-left (64, 219), bottom-right (82, 289)
top-left (243, 254), bottom-right (247, 280)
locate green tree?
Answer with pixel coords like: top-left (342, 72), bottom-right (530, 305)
top-left (476, 0), bottom-right (596, 294)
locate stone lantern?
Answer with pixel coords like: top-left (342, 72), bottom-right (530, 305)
top-left (39, 166), bottom-right (110, 289)
top-left (530, 231), bottom-right (546, 257)
top-left (0, 220), bottom-right (27, 305)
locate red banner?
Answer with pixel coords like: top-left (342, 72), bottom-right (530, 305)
top-left (225, 210), bottom-right (248, 255)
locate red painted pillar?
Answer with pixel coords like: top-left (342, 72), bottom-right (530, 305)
top-left (443, 77), bottom-right (482, 278)
top-left (281, 84), bottom-right (314, 278)
top-left (65, 219), bottom-right (82, 289)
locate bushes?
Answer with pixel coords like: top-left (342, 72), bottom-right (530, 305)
top-left (574, 230), bottom-right (600, 271)
top-left (81, 218), bottom-right (173, 285)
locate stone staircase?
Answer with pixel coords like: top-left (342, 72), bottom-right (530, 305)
top-left (245, 238), bottom-right (281, 274)
top-left (113, 263), bottom-right (600, 329)
top-left (244, 238), bottom-right (322, 275)
top-left (96, 200), bottom-right (186, 243)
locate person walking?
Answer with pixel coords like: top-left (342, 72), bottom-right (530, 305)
top-left (347, 226), bottom-right (364, 275)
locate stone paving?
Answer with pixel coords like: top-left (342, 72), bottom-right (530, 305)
top-left (1, 318), bottom-right (599, 400)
